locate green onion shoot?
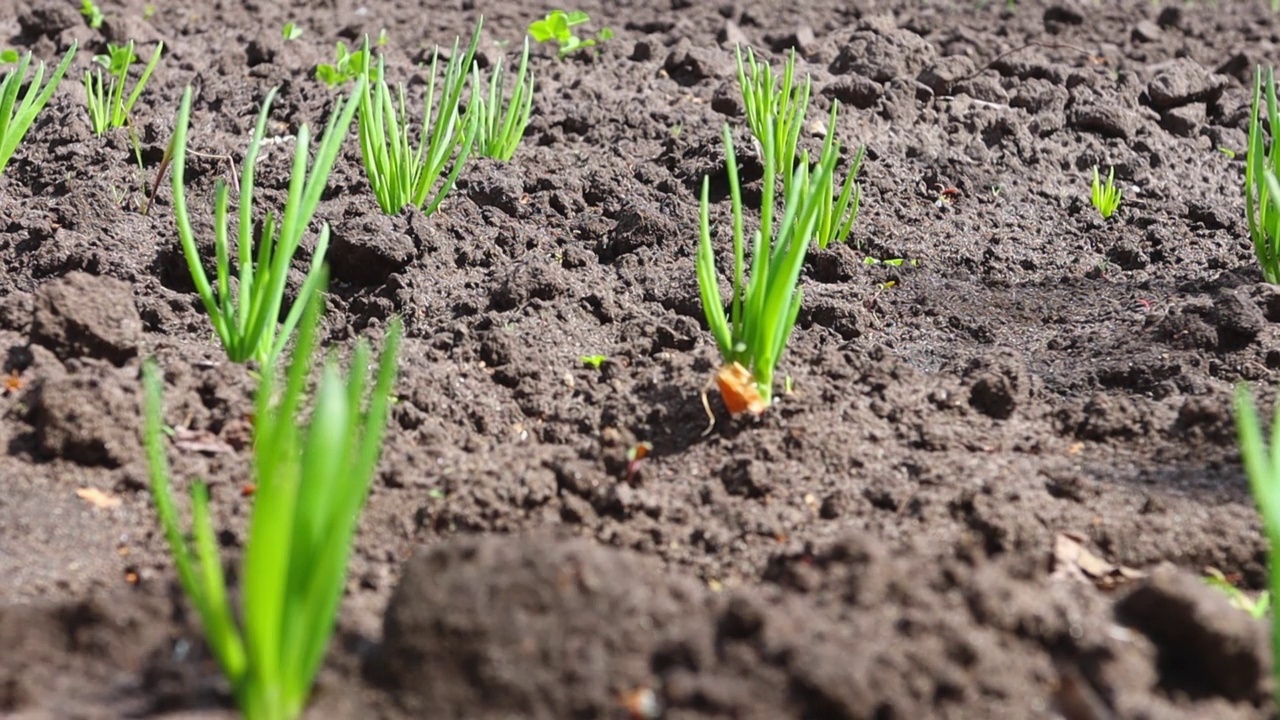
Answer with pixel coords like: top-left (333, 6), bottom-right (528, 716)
top-left (169, 82), bottom-right (362, 365)
top-left (696, 123), bottom-right (836, 427)
top-left (0, 44), bottom-right (76, 177)
top-left (1090, 165), bottom-right (1121, 220)
top-left (471, 36), bottom-right (534, 162)
top-left (356, 21), bottom-right (481, 215)
top-left (1234, 384), bottom-right (1280, 709)
top-left (1247, 65), bottom-right (1280, 283)
top-left (84, 40), bottom-right (162, 136)
top-left (142, 287), bottom-right (402, 720)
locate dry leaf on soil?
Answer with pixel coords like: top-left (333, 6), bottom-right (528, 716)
top-left (75, 487), bottom-right (121, 509)
top-left (172, 427), bottom-right (235, 455)
top-left (1051, 532), bottom-right (1145, 590)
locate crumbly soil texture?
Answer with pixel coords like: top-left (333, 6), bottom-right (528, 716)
top-left (4, 0), bottom-right (1280, 717)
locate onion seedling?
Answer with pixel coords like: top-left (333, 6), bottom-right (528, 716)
top-left (1090, 165), bottom-right (1121, 220)
top-left (736, 45), bottom-right (809, 190)
top-left (1234, 384), bottom-right (1280, 706)
top-left (84, 40), bottom-right (162, 135)
top-left (471, 37), bottom-right (534, 161)
top-left (812, 102), bottom-right (865, 249)
top-left (142, 286), bottom-right (402, 720)
top-left (696, 123), bottom-right (836, 424)
top-left (0, 44), bottom-right (76, 177)
top-left (1247, 66), bottom-right (1280, 284)
top-left (356, 21), bottom-right (480, 215)
top-left (737, 46), bottom-right (865, 248)
top-left (169, 82), bottom-right (362, 365)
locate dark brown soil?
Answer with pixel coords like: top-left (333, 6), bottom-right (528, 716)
top-left (2, 0), bottom-right (1279, 717)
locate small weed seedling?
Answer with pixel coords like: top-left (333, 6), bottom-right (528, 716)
top-left (1204, 568), bottom-right (1271, 619)
top-left (862, 256), bottom-right (918, 267)
top-left (624, 442), bottom-right (651, 485)
top-left (142, 290), bottom-right (402, 720)
top-left (316, 42), bottom-right (375, 87)
top-left (471, 37), bottom-right (534, 161)
top-left (696, 123), bottom-right (837, 428)
top-left (282, 23), bottom-right (303, 41)
top-left (84, 41), bottom-right (163, 136)
top-left (357, 22), bottom-right (480, 215)
top-left (1246, 66), bottom-right (1280, 284)
top-left (580, 354), bottom-right (607, 369)
top-left (528, 10), bottom-right (613, 59)
top-left (81, 0), bottom-right (104, 28)
top-left (0, 45), bottom-right (76, 178)
top-left (1090, 165), bottom-right (1121, 219)
top-left (1234, 384), bottom-right (1280, 706)
top-left (0, 50), bottom-right (18, 64)
top-left (168, 82), bottom-right (362, 365)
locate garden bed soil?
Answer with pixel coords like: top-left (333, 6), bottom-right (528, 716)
top-left (1, 0), bottom-right (1279, 717)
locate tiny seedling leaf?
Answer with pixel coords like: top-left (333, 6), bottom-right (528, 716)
top-left (81, 0), bottom-right (104, 28)
top-left (528, 10), bottom-right (612, 59)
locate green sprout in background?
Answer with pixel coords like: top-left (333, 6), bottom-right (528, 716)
top-left (811, 102), bottom-right (864, 249)
top-left (697, 123), bottom-right (836, 417)
top-left (142, 286), bottom-right (402, 720)
top-left (528, 10), bottom-right (614, 59)
top-left (1246, 65), bottom-right (1280, 284)
top-left (168, 82), bottom-right (362, 365)
top-left (1090, 165), bottom-right (1121, 220)
top-left (316, 41), bottom-right (375, 87)
top-left (81, 0), bottom-right (104, 28)
top-left (84, 40), bottom-right (163, 135)
top-left (580, 354), bottom-right (607, 369)
top-left (471, 37), bottom-right (534, 161)
top-left (0, 50), bottom-right (18, 64)
top-left (736, 46), bottom-right (809, 189)
top-left (282, 23), bottom-right (303, 41)
top-left (0, 44), bottom-right (77, 178)
top-left (356, 22), bottom-right (480, 215)
top-left (736, 45), bottom-right (865, 248)
top-left (1234, 384), bottom-right (1280, 707)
